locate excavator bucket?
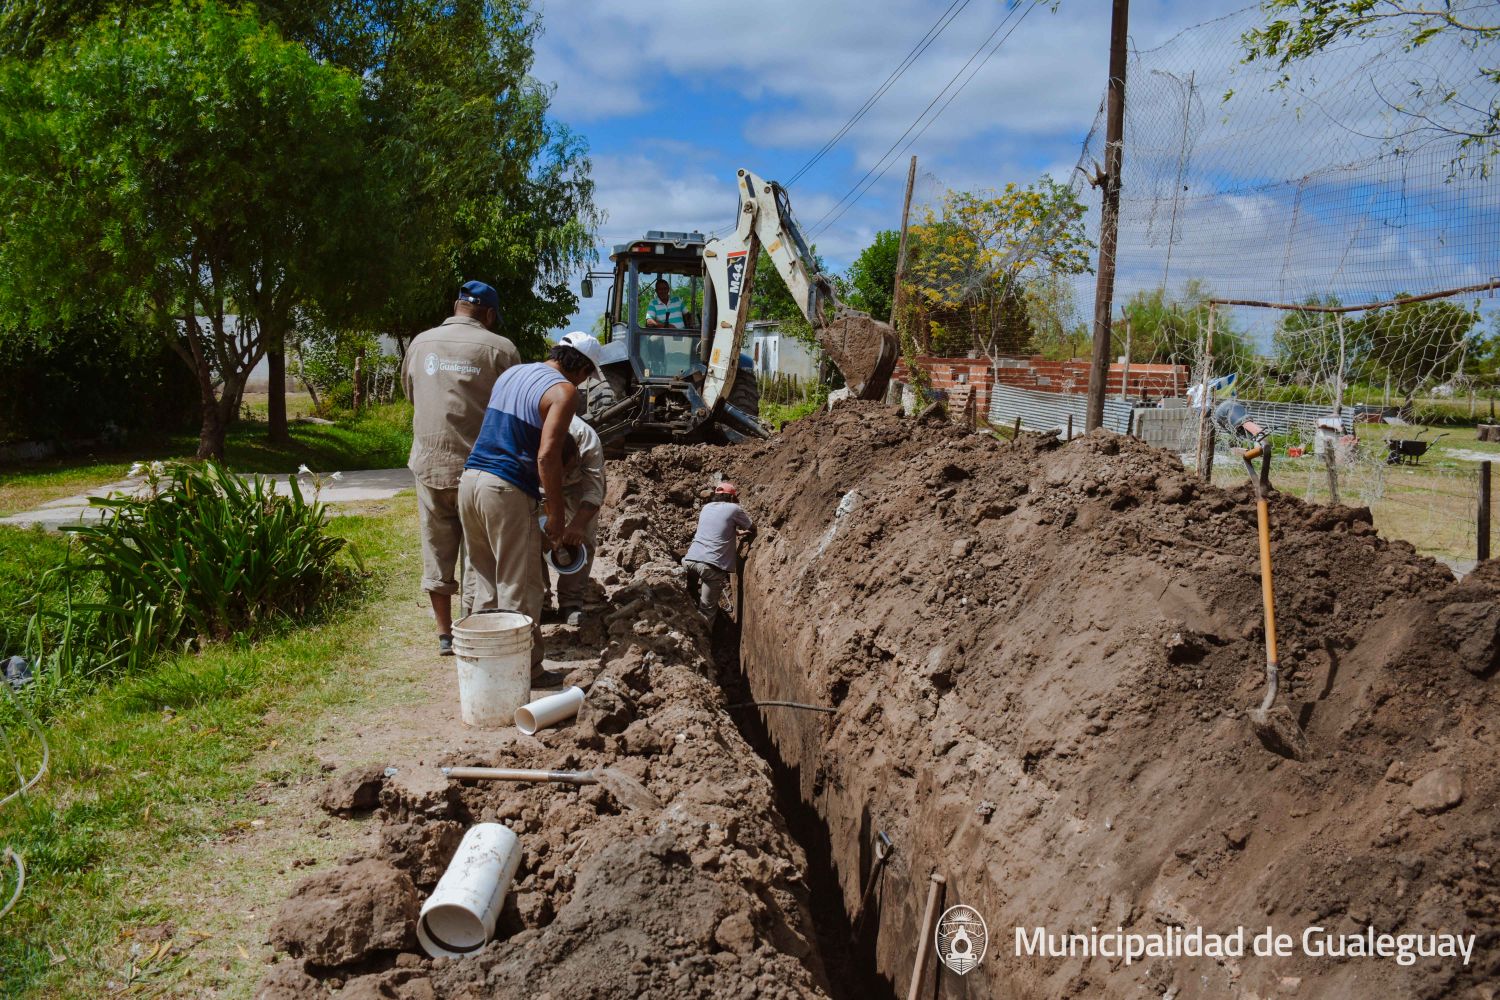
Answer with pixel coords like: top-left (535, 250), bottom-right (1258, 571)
top-left (818, 312), bottom-right (900, 401)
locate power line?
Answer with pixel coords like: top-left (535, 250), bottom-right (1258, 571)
top-left (785, 0), bottom-right (974, 188)
top-left (808, 0), bottom-right (1040, 240)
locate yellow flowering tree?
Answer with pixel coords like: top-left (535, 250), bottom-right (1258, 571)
top-left (904, 177), bottom-right (1093, 358)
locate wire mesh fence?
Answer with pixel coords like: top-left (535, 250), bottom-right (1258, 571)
top-left (1054, 4), bottom-right (1500, 568)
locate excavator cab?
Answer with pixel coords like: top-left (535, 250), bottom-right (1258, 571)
top-left (582, 231), bottom-right (763, 449)
top-left (579, 169), bottom-right (896, 452)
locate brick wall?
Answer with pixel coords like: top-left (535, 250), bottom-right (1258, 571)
top-left (896, 354), bottom-right (1190, 409)
top-left (893, 356), bottom-right (998, 414)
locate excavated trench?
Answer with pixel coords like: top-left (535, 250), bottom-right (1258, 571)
top-left (261, 402), bottom-right (1499, 999)
top-left (632, 402), bottom-right (1500, 1000)
top-left (711, 613), bottom-right (892, 1000)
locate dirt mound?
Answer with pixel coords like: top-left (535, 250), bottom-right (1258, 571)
top-left (258, 514), bottom-right (832, 998)
top-left (624, 402), bottom-right (1499, 999)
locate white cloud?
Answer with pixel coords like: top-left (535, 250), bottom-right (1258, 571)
top-left (536, 0), bottom-right (1499, 338)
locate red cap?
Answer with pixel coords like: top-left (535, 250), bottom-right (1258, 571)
top-left (713, 481), bottom-right (738, 497)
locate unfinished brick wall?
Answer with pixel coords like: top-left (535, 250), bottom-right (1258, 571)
top-left (895, 355), bottom-right (1190, 408)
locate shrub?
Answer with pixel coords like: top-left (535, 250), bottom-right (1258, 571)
top-left (64, 462), bottom-right (350, 658)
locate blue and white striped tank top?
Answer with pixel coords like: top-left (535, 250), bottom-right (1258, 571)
top-left (465, 362), bottom-right (569, 499)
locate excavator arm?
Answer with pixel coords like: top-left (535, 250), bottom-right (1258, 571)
top-left (701, 168), bottom-right (900, 411)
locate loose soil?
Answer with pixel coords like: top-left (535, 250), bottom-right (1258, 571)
top-left (257, 500), bottom-right (834, 998)
top-left (256, 402), bottom-right (1498, 999)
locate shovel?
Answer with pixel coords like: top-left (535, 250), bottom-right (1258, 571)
top-left (1234, 445), bottom-right (1309, 761)
top-left (442, 765), bottom-right (662, 812)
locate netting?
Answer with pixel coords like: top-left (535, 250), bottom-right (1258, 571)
top-left (1075, 4), bottom-right (1500, 311)
top-left (1055, 5), bottom-right (1500, 568)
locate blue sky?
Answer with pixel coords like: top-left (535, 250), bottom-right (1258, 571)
top-left (530, 0), bottom-right (1500, 342)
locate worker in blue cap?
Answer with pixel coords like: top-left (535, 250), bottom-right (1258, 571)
top-left (402, 280), bottom-right (520, 656)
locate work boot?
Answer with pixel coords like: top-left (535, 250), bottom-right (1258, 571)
top-left (561, 606), bottom-right (584, 627)
top-left (438, 634), bottom-right (454, 657)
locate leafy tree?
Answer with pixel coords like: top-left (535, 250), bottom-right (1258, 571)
top-left (749, 248), bottom-right (829, 353)
top-left (844, 229), bottom-right (901, 322)
top-left (904, 177), bottom-right (1092, 358)
top-left (265, 0), bottom-right (602, 438)
top-left (1270, 295), bottom-right (1345, 376)
top-left (1120, 281), bottom-right (1253, 375)
top-left (0, 0), bottom-right (602, 443)
top-left (0, 2), bottom-right (371, 459)
top-left (1241, 0), bottom-right (1500, 173)
top-left (1346, 297), bottom-right (1480, 395)
top-left (1023, 273), bottom-right (1089, 360)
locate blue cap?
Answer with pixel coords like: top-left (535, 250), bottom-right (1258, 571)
top-left (458, 280), bottom-right (498, 310)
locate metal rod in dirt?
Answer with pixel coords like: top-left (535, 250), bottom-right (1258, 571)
top-left (1481, 461), bottom-right (1492, 562)
top-left (442, 766), bottom-right (598, 786)
top-left (907, 871), bottom-right (946, 1000)
top-left (1210, 278), bottom-right (1499, 314)
top-left (727, 701), bottom-right (836, 714)
top-left (1085, 0), bottom-right (1130, 432)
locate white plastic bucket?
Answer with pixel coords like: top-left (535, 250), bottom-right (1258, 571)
top-left (417, 823), bottom-right (523, 958)
top-left (451, 612), bottom-right (533, 728)
top-left (515, 686), bottom-right (585, 736)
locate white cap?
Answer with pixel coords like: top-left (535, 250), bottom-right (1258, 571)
top-left (558, 331), bottom-right (604, 377)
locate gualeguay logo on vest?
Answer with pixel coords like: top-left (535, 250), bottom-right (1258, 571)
top-left (425, 354), bottom-right (481, 377)
top-left (726, 250), bottom-right (748, 311)
top-left (937, 904), bottom-right (988, 975)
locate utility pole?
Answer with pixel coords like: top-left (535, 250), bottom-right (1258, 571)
top-left (891, 155), bottom-right (918, 330)
top-left (1085, 0), bottom-right (1130, 431)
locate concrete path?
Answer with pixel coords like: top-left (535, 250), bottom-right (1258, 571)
top-left (0, 468), bottom-right (414, 530)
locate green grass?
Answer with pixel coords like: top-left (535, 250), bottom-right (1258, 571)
top-left (0, 401), bottom-right (412, 517)
top-left (0, 502), bottom-right (414, 997)
top-left (761, 397), bottom-right (822, 430)
top-left (0, 528), bottom-right (73, 654)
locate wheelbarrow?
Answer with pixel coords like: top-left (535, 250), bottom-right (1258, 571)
top-left (1385, 430), bottom-right (1447, 466)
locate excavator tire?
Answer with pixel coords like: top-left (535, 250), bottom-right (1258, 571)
top-left (817, 313), bottom-right (900, 400)
top-left (585, 377), bottom-right (617, 422)
top-left (726, 370), bottom-right (761, 417)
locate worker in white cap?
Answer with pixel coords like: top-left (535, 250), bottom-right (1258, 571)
top-left (460, 331), bottom-right (604, 673)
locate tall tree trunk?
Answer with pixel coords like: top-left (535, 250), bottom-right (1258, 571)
top-left (267, 323), bottom-right (289, 443)
top-left (195, 368), bottom-right (226, 460)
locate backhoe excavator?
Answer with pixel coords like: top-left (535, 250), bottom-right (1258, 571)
top-left (581, 168), bottom-right (899, 449)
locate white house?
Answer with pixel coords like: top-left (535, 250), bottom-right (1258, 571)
top-left (748, 321), bottom-right (821, 382)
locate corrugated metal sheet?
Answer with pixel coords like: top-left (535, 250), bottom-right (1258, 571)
top-left (987, 385), bottom-right (1134, 437)
top-left (1237, 399), bottom-right (1354, 434)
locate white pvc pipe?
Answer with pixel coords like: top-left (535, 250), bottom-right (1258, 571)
top-left (545, 541), bottom-right (589, 575)
top-left (417, 823), bottom-right (523, 958)
top-left (515, 686), bottom-right (585, 736)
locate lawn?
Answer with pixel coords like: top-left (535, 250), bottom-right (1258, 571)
top-left (1246, 421), bottom-right (1497, 568)
top-left (0, 401), bottom-right (412, 518)
top-left (0, 500), bottom-right (416, 997)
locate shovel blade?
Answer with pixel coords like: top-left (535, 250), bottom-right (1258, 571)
top-left (1248, 705), bottom-right (1309, 761)
top-left (594, 769), bottom-right (662, 812)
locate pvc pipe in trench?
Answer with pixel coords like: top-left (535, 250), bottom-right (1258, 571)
top-left (515, 686), bottom-right (585, 735)
top-left (417, 823), bottom-right (523, 958)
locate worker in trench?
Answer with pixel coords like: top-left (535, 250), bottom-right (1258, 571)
top-left (539, 406), bottom-right (606, 626)
top-left (401, 280), bottom-right (520, 657)
top-left (459, 331), bottom-right (605, 675)
top-left (682, 481), bottom-right (755, 619)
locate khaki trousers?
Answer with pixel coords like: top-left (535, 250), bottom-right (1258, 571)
top-left (414, 480), bottom-right (475, 612)
top-left (682, 558), bottom-right (730, 611)
top-left (458, 469), bottom-right (544, 665)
